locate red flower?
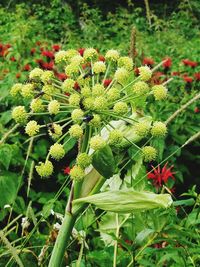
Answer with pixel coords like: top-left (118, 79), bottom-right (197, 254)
top-left (134, 67), bottom-right (139, 76)
top-left (56, 72), bottom-right (68, 81)
top-left (194, 107), bottom-right (199, 113)
top-left (74, 81), bottom-right (80, 90)
top-left (194, 72), bottom-right (200, 81)
top-left (52, 44), bottom-right (61, 52)
top-left (183, 76), bottom-right (193, 83)
top-left (36, 58), bottom-right (45, 68)
top-left (143, 57), bottom-right (154, 66)
top-left (5, 44), bottom-right (11, 49)
top-left (78, 48), bottom-right (85, 56)
top-left (147, 163), bottom-right (175, 188)
top-left (162, 57), bottom-right (172, 68)
top-left (63, 166), bottom-right (71, 175)
top-left (172, 71), bottom-right (180, 76)
top-left (42, 61), bottom-right (54, 70)
top-left (36, 41), bottom-right (41, 46)
top-left (30, 48), bottom-right (36, 55)
top-left (103, 79), bottom-right (112, 87)
top-left (182, 59), bottom-right (198, 68)
top-left (10, 56), bottom-right (16, 62)
top-left (23, 64), bottom-right (31, 71)
top-left (42, 50), bottom-right (54, 59)
top-left (98, 55), bottom-right (105, 62)
top-left (16, 73), bottom-right (21, 78)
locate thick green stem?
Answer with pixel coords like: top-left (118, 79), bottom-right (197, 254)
top-left (48, 211), bottom-right (76, 267)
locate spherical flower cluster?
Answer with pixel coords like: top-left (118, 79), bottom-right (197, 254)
top-left (70, 55), bottom-right (84, 65)
top-left (41, 71), bottom-right (54, 84)
top-left (49, 143), bottom-right (65, 160)
top-left (135, 121), bottom-right (151, 137)
top-left (69, 124), bottom-right (83, 139)
top-left (89, 114), bottom-right (101, 127)
top-left (48, 100), bottom-right (60, 115)
top-left (109, 129), bottom-right (123, 146)
top-left (62, 79), bottom-right (75, 93)
top-left (29, 68), bottom-right (43, 80)
top-left (114, 68), bottom-right (129, 83)
top-left (151, 122), bottom-right (167, 137)
top-left (42, 85), bottom-right (55, 95)
top-left (113, 101), bottom-right (128, 114)
top-left (107, 88), bottom-right (120, 101)
top-left (83, 97), bottom-right (94, 110)
top-left (81, 86), bottom-right (91, 97)
top-left (90, 135), bottom-right (106, 151)
top-left (83, 48), bottom-right (98, 60)
top-left (152, 85), bottom-right (168, 100)
top-left (93, 61), bottom-right (106, 74)
top-left (142, 146), bottom-right (157, 162)
top-left (92, 84), bottom-right (104, 96)
top-left (70, 165), bottom-right (85, 181)
top-left (65, 63), bottom-right (79, 76)
top-left (105, 49), bottom-right (120, 61)
top-left (71, 109), bottom-right (84, 123)
top-left (94, 96), bottom-right (108, 111)
top-left (138, 66), bottom-right (152, 81)
top-left (30, 98), bottom-right (44, 113)
top-left (118, 56), bottom-right (133, 71)
top-left (21, 84), bottom-right (34, 98)
top-left (10, 83), bottom-right (23, 97)
top-left (76, 153), bottom-right (91, 168)
top-left (12, 106), bottom-right (28, 124)
top-left (36, 160), bottom-right (53, 177)
top-left (65, 49), bottom-right (78, 61)
top-left (132, 81), bottom-right (149, 95)
top-left (25, 120), bottom-right (40, 136)
top-left (69, 93), bottom-right (81, 106)
top-left (48, 123), bottom-right (62, 140)
top-left (54, 50), bottom-right (68, 63)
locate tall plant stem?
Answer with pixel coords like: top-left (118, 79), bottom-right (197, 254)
top-left (113, 214), bottom-right (119, 267)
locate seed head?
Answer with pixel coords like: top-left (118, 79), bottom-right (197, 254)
top-left (142, 146), bottom-right (157, 162)
top-left (151, 121), bottom-right (167, 137)
top-left (76, 153), bottom-right (91, 168)
top-left (90, 135), bottom-right (106, 151)
top-left (30, 98), bottom-right (44, 113)
top-left (21, 84), bottom-right (34, 98)
top-left (152, 85), bottom-right (168, 100)
top-left (71, 109), bottom-right (84, 123)
top-left (69, 93), bottom-right (81, 106)
top-left (138, 66), bottom-right (152, 81)
top-left (113, 101), bottom-right (128, 115)
top-left (12, 106), bottom-right (28, 124)
top-left (109, 129), bottom-right (123, 146)
top-left (48, 100), bottom-right (60, 115)
top-left (114, 68), bottom-right (129, 83)
top-left (132, 81), bottom-right (149, 95)
top-left (25, 120), bottom-right (40, 136)
top-left (70, 165), bottom-right (85, 181)
top-left (105, 49), bottom-right (120, 61)
top-left (29, 68), bottom-right (43, 80)
top-left (41, 71), bottom-right (54, 84)
top-left (36, 160), bottom-right (53, 177)
top-left (93, 61), bottom-right (106, 74)
top-left (118, 56), bottom-right (133, 71)
top-left (83, 48), bottom-right (98, 60)
top-left (92, 84), bottom-right (104, 97)
top-left (69, 124), bottom-right (83, 139)
top-left (10, 83), bottom-right (23, 97)
top-left (49, 143), bottom-right (65, 160)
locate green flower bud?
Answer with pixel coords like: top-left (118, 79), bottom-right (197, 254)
top-left (92, 84), bottom-right (104, 97)
top-left (30, 98), bottom-right (44, 113)
top-left (41, 71), bottom-right (54, 84)
top-left (69, 93), bottom-right (81, 106)
top-left (65, 63), bottom-right (79, 76)
top-left (138, 66), bottom-right (152, 81)
top-left (49, 143), bottom-right (65, 160)
top-left (94, 96), bottom-right (108, 111)
top-left (118, 56), bottom-right (133, 71)
top-left (135, 121), bottom-right (151, 137)
top-left (25, 120), bottom-right (40, 136)
top-left (152, 85), bottom-right (168, 100)
top-left (29, 68), bottom-right (43, 80)
top-left (105, 49), bottom-right (120, 61)
top-left (12, 106), bottom-right (28, 124)
top-left (42, 85), bottom-right (55, 95)
top-left (132, 81), bottom-right (149, 95)
top-left (89, 114), bottom-right (101, 127)
top-left (109, 129), bottom-right (123, 146)
top-left (113, 101), bottom-right (128, 115)
top-left (21, 84), bottom-right (34, 98)
top-left (76, 153), bottom-right (91, 168)
top-left (93, 61), bottom-right (106, 74)
top-left (70, 165), bottom-right (85, 181)
top-left (107, 87), bottom-right (120, 101)
top-left (69, 124), bottom-right (83, 139)
top-left (71, 109), bottom-right (84, 123)
top-left (83, 97), bottom-right (94, 110)
top-left (83, 48), bottom-right (98, 60)
top-left (55, 51), bottom-right (68, 63)
top-left (65, 49), bottom-right (79, 60)
top-left (81, 86), bottom-right (91, 97)
top-left (90, 135), bottom-right (106, 151)
top-left (142, 146), bottom-right (157, 162)
top-left (36, 160), bottom-right (53, 177)
top-left (151, 121), bottom-right (167, 137)
top-left (62, 79), bottom-right (75, 93)
top-left (48, 123), bottom-right (62, 140)
top-left (114, 67), bottom-right (129, 83)
top-left (48, 100), bottom-right (60, 115)
top-left (70, 55), bottom-right (84, 65)
top-left (10, 83), bottom-right (23, 97)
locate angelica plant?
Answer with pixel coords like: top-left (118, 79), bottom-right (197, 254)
top-left (10, 48), bottom-right (172, 266)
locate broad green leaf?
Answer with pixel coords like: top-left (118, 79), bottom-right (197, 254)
top-left (92, 145), bottom-right (115, 179)
top-left (0, 144), bottom-right (13, 170)
top-left (73, 189), bottom-right (173, 213)
top-left (0, 172), bottom-right (20, 208)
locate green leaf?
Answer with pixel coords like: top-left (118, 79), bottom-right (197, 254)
top-left (173, 198), bottom-right (195, 207)
top-left (92, 145), bottom-right (116, 179)
top-left (64, 136), bottom-right (76, 153)
top-left (73, 189), bottom-right (173, 213)
top-left (0, 172), bottom-right (20, 208)
top-left (0, 144), bottom-right (13, 170)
